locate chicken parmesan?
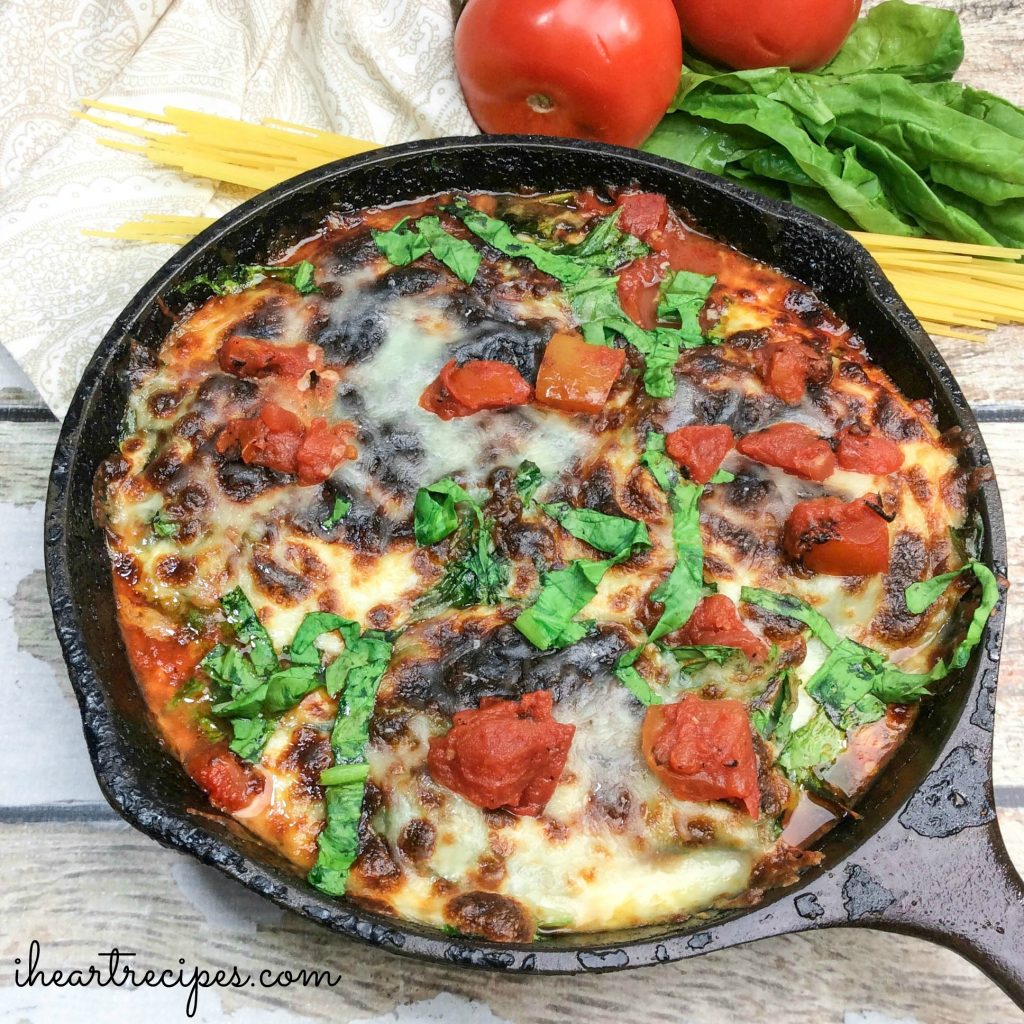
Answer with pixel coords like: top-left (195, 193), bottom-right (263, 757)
top-left (95, 187), bottom-right (998, 941)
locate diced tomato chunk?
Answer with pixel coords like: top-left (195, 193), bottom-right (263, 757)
top-left (535, 331), bottom-right (626, 414)
top-left (755, 341), bottom-right (832, 405)
top-left (641, 695), bottom-right (760, 818)
top-left (784, 494), bottom-right (890, 576)
top-left (419, 370), bottom-right (475, 420)
top-left (295, 418), bottom-right (358, 485)
top-left (427, 690), bottom-right (575, 816)
top-left (616, 192), bottom-right (669, 240)
top-left (216, 404), bottom-right (355, 483)
top-left (736, 422), bottom-right (836, 482)
top-left (617, 254), bottom-right (667, 330)
top-left (665, 424), bottom-right (735, 484)
top-left (219, 336), bottom-right (324, 379)
top-left (186, 747), bottom-right (265, 813)
top-left (441, 359), bottom-right (532, 411)
top-left (673, 594), bottom-right (769, 663)
top-left (836, 427), bottom-right (904, 475)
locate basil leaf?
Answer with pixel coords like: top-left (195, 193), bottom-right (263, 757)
top-left (288, 612), bottom-right (355, 664)
top-left (739, 586), bottom-right (839, 650)
top-left (514, 460), bottom-right (543, 503)
top-left (640, 432), bottom-right (679, 492)
top-left (450, 200), bottom-right (591, 283)
top-left (539, 502), bottom-right (650, 556)
top-left (777, 707), bottom-right (846, 786)
top-left (415, 215), bottom-right (482, 284)
top-left (433, 514), bottom-right (509, 609)
top-left (560, 209), bottom-right (649, 269)
top-left (613, 645), bottom-right (663, 707)
top-left (226, 716), bottom-right (273, 762)
top-left (151, 510), bottom-right (179, 538)
top-left (805, 638), bottom-right (888, 730)
top-left (649, 479), bottom-right (704, 643)
top-left (220, 588), bottom-right (279, 676)
top-left (514, 556), bottom-right (617, 651)
top-left (308, 782), bottom-right (365, 896)
top-left (321, 496), bottom-right (351, 530)
top-left (414, 477), bottom-right (474, 546)
top-left (710, 469), bottom-right (735, 484)
top-left (320, 763), bottom-right (370, 786)
top-left (263, 665), bottom-right (323, 715)
top-left (178, 260), bottom-right (319, 297)
top-left (752, 671), bottom-right (794, 744)
top-left (662, 644), bottom-right (738, 670)
top-left (656, 270), bottom-right (716, 344)
top-left (371, 217), bottom-right (430, 265)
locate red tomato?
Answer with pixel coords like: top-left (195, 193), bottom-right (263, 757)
top-left (671, 0), bottom-right (862, 71)
top-left (454, 0), bottom-right (683, 148)
top-left (673, 594), bottom-right (769, 662)
top-left (784, 494), bottom-right (890, 576)
top-left (755, 341), bottom-right (832, 405)
top-left (617, 193), bottom-right (670, 239)
top-left (617, 254), bottom-right (667, 330)
top-left (535, 331), bottom-right (627, 414)
top-left (836, 426), bottom-right (904, 475)
top-left (642, 695), bottom-right (760, 817)
top-left (219, 336), bottom-right (324, 379)
top-left (295, 418), bottom-right (358, 485)
top-left (665, 423), bottom-right (735, 484)
top-left (427, 690), bottom-right (575, 816)
top-left (442, 359), bottom-right (532, 411)
top-left (736, 422), bottom-right (836, 481)
top-left (186, 747), bottom-right (265, 813)
top-left (419, 372), bottom-right (474, 420)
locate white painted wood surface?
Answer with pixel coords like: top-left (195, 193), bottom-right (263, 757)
top-left (2, 1), bottom-right (1024, 1016)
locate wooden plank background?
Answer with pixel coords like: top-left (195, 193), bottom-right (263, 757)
top-left (2, 2), bottom-right (1023, 1016)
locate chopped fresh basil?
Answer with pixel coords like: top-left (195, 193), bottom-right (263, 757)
top-left (220, 587), bottom-right (279, 676)
top-left (178, 260), bottom-right (319, 297)
top-left (710, 468), bottom-right (735, 484)
top-left (514, 556), bottom-right (616, 651)
top-left (752, 671), bottom-right (794, 744)
top-left (649, 478), bottom-right (705, 643)
top-left (150, 510), bottom-right (179, 539)
top-left (225, 716), bottom-right (272, 762)
top-left (450, 199), bottom-right (592, 283)
top-left (640, 431), bottom-right (679, 491)
top-left (373, 215), bottom-right (482, 284)
top-left (662, 644), bottom-right (738, 671)
top-left (557, 209), bottom-right (649, 270)
top-left (514, 460), bottom-right (543, 503)
top-left (413, 477), bottom-right (474, 546)
top-left (739, 586), bottom-right (840, 650)
top-left (321, 496), bottom-right (351, 531)
top-left (656, 270), bottom-right (716, 343)
top-left (805, 638), bottom-right (888, 730)
top-left (309, 624), bottom-right (395, 897)
top-left (777, 707), bottom-right (846, 787)
top-left (539, 502), bottom-right (650, 556)
top-left (613, 644), bottom-right (663, 706)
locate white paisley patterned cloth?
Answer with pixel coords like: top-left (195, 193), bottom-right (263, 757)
top-left (0, 0), bottom-right (477, 416)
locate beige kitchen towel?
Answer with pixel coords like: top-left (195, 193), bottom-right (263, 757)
top-left (0, 0), bottom-right (476, 416)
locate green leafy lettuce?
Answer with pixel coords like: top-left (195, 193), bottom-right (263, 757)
top-left (643, 0), bottom-right (1024, 246)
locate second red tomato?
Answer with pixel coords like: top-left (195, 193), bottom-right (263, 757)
top-left (454, 0), bottom-right (683, 148)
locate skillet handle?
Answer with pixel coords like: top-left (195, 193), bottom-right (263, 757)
top-left (881, 817), bottom-right (1024, 1008)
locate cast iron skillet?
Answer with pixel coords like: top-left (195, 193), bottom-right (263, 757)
top-left (45, 137), bottom-right (1024, 1003)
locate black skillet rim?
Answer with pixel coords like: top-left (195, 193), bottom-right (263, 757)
top-left (44, 135), bottom-right (1007, 974)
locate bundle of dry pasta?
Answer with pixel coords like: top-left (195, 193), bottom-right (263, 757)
top-left (79, 100), bottom-right (1024, 342)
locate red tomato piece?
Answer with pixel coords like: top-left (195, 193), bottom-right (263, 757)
top-left (617, 254), bottom-right (667, 330)
top-left (784, 494), bottom-right (890, 576)
top-left (295, 418), bottom-right (357, 485)
top-left (674, 594), bottom-right (769, 663)
top-left (617, 193), bottom-right (669, 240)
top-left (665, 423), bottom-right (735, 484)
top-left (427, 690), bottom-right (575, 816)
top-left (836, 427), bottom-right (904, 475)
top-left (419, 369), bottom-right (475, 420)
top-left (671, 0), bottom-right (861, 71)
top-left (441, 359), bottom-right (533, 411)
top-left (535, 331), bottom-right (627, 414)
top-left (642, 695), bottom-right (760, 818)
top-left (186, 747), bottom-right (265, 813)
top-left (454, 0), bottom-right (683, 148)
top-left (219, 336), bottom-right (324, 379)
top-left (736, 422), bottom-right (836, 481)
top-left (755, 341), bottom-right (832, 405)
